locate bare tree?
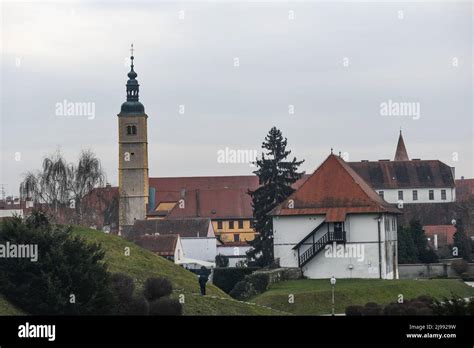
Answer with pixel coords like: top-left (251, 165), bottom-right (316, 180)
top-left (20, 150), bottom-right (106, 224)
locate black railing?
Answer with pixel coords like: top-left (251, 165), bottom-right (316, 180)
top-left (298, 230), bottom-right (346, 267)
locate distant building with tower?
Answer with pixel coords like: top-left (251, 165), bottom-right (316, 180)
top-left (118, 47), bottom-right (149, 236)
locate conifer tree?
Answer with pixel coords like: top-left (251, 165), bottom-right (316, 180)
top-left (453, 219), bottom-right (472, 261)
top-left (247, 127), bottom-right (304, 267)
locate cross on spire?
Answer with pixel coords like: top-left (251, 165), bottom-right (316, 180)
top-left (130, 43), bottom-right (134, 57)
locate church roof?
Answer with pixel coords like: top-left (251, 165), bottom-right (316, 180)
top-left (348, 160), bottom-right (455, 189)
top-left (394, 131), bottom-right (409, 161)
top-left (271, 154), bottom-right (400, 217)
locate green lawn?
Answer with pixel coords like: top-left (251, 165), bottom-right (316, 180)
top-left (252, 278), bottom-right (474, 315)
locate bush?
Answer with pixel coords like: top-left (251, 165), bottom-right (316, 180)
top-left (451, 259), bottom-right (469, 276)
top-left (247, 273), bottom-right (269, 293)
top-left (149, 297), bottom-right (182, 316)
top-left (345, 305), bottom-right (364, 316)
top-left (143, 277), bottom-right (173, 301)
top-left (228, 273), bottom-right (270, 300)
top-left (383, 303), bottom-right (405, 316)
top-left (215, 254), bottom-right (229, 268)
top-left (127, 296), bottom-right (149, 315)
top-left (213, 267), bottom-right (259, 293)
top-left (361, 302), bottom-right (382, 316)
top-left (110, 273), bottom-right (135, 302)
top-left (229, 281), bottom-right (249, 300)
top-left (0, 213), bottom-right (114, 315)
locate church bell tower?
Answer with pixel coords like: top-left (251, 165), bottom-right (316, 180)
top-left (118, 44), bottom-right (149, 236)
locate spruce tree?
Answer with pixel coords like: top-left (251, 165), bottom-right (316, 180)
top-left (397, 226), bottom-right (418, 263)
top-left (410, 220), bottom-right (438, 263)
top-left (247, 127), bottom-right (304, 267)
top-left (453, 219), bottom-right (472, 261)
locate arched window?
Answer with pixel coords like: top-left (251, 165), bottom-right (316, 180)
top-left (131, 125), bottom-right (137, 135)
top-left (126, 125), bottom-right (132, 135)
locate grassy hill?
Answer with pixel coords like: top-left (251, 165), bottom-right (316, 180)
top-left (0, 295), bottom-right (24, 315)
top-left (70, 227), bottom-right (279, 315)
top-left (252, 278), bottom-right (474, 315)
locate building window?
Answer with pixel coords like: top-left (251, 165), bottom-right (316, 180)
top-left (238, 220), bottom-right (244, 229)
top-left (385, 217), bottom-right (390, 231)
top-left (217, 221), bottom-right (223, 230)
top-left (229, 221), bottom-right (234, 229)
top-left (391, 218), bottom-right (396, 232)
top-left (126, 125), bottom-right (137, 135)
top-left (233, 234), bottom-right (239, 242)
top-left (441, 189), bottom-right (446, 200)
top-left (398, 191), bottom-right (403, 200)
top-left (250, 220), bottom-right (255, 229)
top-left (429, 190), bottom-right (434, 200)
top-left (412, 190), bottom-right (418, 201)
top-left (379, 191), bottom-right (384, 199)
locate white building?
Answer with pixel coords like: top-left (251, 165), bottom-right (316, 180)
top-left (129, 217), bottom-right (218, 267)
top-left (217, 242), bottom-right (252, 267)
top-left (348, 131), bottom-right (456, 205)
top-left (272, 154), bottom-right (401, 279)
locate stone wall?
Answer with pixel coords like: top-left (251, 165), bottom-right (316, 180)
top-left (398, 262), bottom-right (474, 279)
top-left (254, 267), bottom-right (303, 285)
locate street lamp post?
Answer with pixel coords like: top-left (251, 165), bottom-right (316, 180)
top-left (330, 276), bottom-right (336, 316)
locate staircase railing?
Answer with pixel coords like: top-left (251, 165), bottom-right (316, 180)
top-left (298, 230), bottom-right (346, 267)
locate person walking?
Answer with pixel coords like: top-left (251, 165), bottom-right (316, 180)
top-left (198, 266), bottom-right (209, 296)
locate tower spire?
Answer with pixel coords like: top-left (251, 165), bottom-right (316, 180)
top-left (120, 44), bottom-right (144, 114)
top-left (126, 43), bottom-right (139, 102)
top-left (394, 130), bottom-right (409, 161)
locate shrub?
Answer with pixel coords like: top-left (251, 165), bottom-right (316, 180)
top-left (432, 295), bottom-right (469, 315)
top-left (362, 302), bottom-right (382, 316)
top-left (215, 254), bottom-right (229, 268)
top-left (127, 296), bottom-right (149, 315)
top-left (110, 273), bottom-right (135, 302)
top-left (383, 303), bottom-right (405, 316)
top-left (143, 277), bottom-right (173, 301)
top-left (213, 267), bottom-right (259, 293)
top-left (0, 213), bottom-right (114, 315)
top-left (345, 305), bottom-right (364, 316)
top-left (247, 273), bottom-right (269, 293)
top-left (149, 297), bottom-right (183, 316)
top-left (451, 259), bottom-right (469, 276)
top-left (416, 295), bottom-right (433, 304)
top-left (228, 273), bottom-right (270, 300)
top-left (229, 280), bottom-right (249, 300)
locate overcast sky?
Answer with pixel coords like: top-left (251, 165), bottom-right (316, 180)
top-left (1, 0), bottom-right (473, 197)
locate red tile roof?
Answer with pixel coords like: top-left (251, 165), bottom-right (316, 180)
top-left (456, 178), bottom-right (474, 201)
top-left (423, 225), bottom-right (456, 245)
top-left (149, 175), bottom-right (308, 219)
top-left (272, 154), bottom-right (401, 217)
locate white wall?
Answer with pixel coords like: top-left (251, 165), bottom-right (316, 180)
top-left (376, 187), bottom-right (455, 204)
top-left (273, 213), bottom-right (398, 279)
top-left (217, 245), bottom-right (251, 267)
top-left (181, 237), bottom-right (217, 263)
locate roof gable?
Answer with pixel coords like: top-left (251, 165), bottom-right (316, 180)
top-left (272, 154), bottom-right (400, 216)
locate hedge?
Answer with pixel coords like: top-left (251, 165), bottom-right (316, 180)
top-left (212, 267), bottom-right (259, 293)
